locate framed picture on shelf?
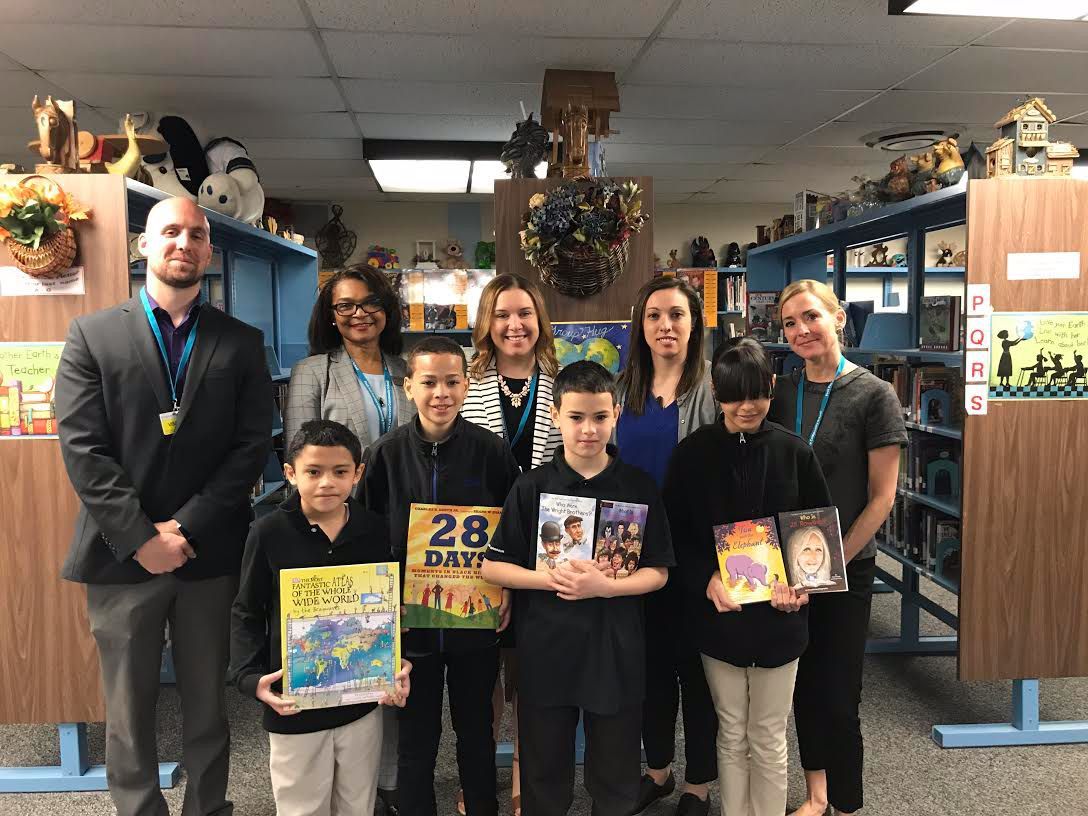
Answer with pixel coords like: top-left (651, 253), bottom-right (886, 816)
top-left (415, 240), bottom-right (436, 264)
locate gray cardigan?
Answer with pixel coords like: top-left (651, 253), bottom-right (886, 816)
top-left (284, 347), bottom-right (416, 451)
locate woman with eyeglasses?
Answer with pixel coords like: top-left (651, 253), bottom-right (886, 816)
top-left (284, 264), bottom-right (415, 816)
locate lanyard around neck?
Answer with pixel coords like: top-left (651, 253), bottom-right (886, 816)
top-left (796, 355), bottom-right (846, 447)
top-left (351, 355), bottom-right (394, 436)
top-left (501, 372), bottom-right (538, 449)
top-left (140, 287), bottom-right (200, 411)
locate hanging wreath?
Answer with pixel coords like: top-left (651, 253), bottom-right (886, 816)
top-left (0, 175), bottom-right (91, 278)
top-left (520, 179), bottom-right (647, 298)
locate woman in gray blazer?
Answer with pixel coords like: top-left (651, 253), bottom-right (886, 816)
top-left (616, 276), bottom-right (719, 816)
top-left (283, 263), bottom-right (414, 815)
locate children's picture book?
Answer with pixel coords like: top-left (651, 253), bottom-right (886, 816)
top-left (713, 517), bottom-right (786, 605)
top-left (778, 506), bottom-right (848, 594)
top-left (404, 504), bottom-right (503, 629)
top-left (552, 321), bottom-right (631, 375)
top-left (747, 291), bottom-right (782, 342)
top-left (280, 562), bottom-right (400, 710)
top-left (536, 493), bottom-right (596, 569)
top-left (919, 295), bottom-right (961, 351)
top-left (595, 500), bottom-right (649, 578)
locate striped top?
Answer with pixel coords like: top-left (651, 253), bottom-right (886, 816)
top-left (462, 360), bottom-right (562, 471)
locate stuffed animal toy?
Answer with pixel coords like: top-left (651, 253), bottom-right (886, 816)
top-left (935, 241), bottom-right (955, 267)
top-left (667, 249), bottom-right (680, 269)
top-left (137, 114), bottom-right (207, 200)
top-left (691, 236), bottom-right (716, 268)
top-left (200, 137), bottom-right (265, 226)
top-left (440, 238), bottom-right (468, 270)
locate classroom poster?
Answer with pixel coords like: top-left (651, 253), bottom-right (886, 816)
top-left (403, 504), bottom-right (503, 629)
top-left (552, 321), bottom-right (631, 375)
top-left (0, 342), bottom-right (63, 439)
top-left (988, 312), bottom-right (1088, 400)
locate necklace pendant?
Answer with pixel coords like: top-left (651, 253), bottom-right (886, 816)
top-left (510, 395), bottom-right (523, 408)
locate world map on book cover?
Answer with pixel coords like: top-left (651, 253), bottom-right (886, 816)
top-left (280, 562), bottom-right (400, 709)
top-left (404, 504), bottom-right (503, 629)
top-left (552, 321), bottom-right (630, 374)
top-left (713, 516), bottom-right (786, 605)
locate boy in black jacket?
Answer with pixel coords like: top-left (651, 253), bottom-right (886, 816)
top-left (663, 338), bottom-right (830, 816)
top-left (362, 336), bottom-right (521, 816)
top-left (482, 361), bottom-right (675, 816)
top-left (229, 420), bottom-right (411, 816)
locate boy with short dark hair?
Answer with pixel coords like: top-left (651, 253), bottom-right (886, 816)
top-left (362, 335), bottom-right (521, 816)
top-left (229, 419), bottom-right (411, 816)
top-left (481, 361), bottom-right (675, 816)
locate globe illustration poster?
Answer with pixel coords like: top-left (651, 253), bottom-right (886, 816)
top-left (552, 321), bottom-right (631, 374)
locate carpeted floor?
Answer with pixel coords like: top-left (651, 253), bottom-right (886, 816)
top-left (1, 556), bottom-right (1085, 816)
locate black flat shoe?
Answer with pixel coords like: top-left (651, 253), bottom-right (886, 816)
top-left (675, 792), bottom-right (710, 816)
top-left (631, 772), bottom-right (676, 814)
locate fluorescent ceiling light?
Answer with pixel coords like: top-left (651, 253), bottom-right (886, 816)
top-left (469, 160), bottom-right (548, 194)
top-left (369, 160), bottom-right (470, 193)
top-left (894, 0), bottom-right (1088, 18)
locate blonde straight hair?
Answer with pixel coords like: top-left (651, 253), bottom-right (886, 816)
top-left (469, 273), bottom-right (559, 380)
top-left (778, 279), bottom-right (846, 346)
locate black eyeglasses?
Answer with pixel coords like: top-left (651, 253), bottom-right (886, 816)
top-left (333, 299), bottom-right (385, 317)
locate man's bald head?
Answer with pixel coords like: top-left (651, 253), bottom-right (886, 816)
top-left (139, 196), bottom-right (212, 290)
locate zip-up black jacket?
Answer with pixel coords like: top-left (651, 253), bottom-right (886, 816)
top-left (362, 414), bottom-right (521, 657)
top-left (228, 492), bottom-right (392, 734)
top-left (663, 419), bottom-right (832, 668)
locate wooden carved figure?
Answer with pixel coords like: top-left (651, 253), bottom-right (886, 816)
top-left (881, 156), bottom-right (912, 202)
top-left (560, 104), bottom-right (590, 178)
top-left (933, 138), bottom-right (965, 188)
top-left (909, 151), bottom-right (935, 197)
top-left (31, 95), bottom-right (80, 172)
top-left (866, 243), bottom-right (890, 267)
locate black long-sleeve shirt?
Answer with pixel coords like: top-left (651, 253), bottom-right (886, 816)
top-left (663, 419), bottom-right (832, 668)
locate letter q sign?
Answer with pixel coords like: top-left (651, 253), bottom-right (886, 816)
top-left (965, 317), bottom-right (990, 351)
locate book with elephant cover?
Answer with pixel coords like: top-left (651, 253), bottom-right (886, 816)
top-left (280, 562), bottom-right (400, 709)
top-left (713, 517), bottom-right (786, 605)
top-left (404, 503), bottom-right (503, 629)
top-left (777, 507), bottom-right (848, 594)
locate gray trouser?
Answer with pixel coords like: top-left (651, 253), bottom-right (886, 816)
top-left (87, 574), bottom-right (238, 816)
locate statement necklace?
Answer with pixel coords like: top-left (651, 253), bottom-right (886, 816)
top-left (498, 374), bottom-right (532, 408)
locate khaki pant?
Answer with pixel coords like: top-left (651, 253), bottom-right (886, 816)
top-left (701, 655), bottom-right (799, 816)
top-left (269, 707), bottom-right (383, 816)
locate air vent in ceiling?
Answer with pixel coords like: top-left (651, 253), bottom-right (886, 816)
top-left (860, 126), bottom-right (962, 152)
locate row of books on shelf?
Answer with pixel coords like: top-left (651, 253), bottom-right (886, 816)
top-left (873, 361), bottom-right (963, 427)
top-left (881, 497), bottom-right (961, 588)
top-left (898, 437), bottom-right (961, 499)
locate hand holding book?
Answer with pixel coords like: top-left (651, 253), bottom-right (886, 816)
top-left (707, 571), bottom-right (742, 613)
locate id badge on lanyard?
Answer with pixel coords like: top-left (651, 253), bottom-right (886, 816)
top-left (141, 287), bottom-right (199, 437)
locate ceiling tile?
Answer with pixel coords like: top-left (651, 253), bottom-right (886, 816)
top-left (902, 46), bottom-right (1088, 94)
top-left (244, 138), bottom-right (363, 160)
top-left (0, 25), bottom-right (326, 77)
top-left (844, 90), bottom-right (1088, 125)
top-left (977, 20), bottom-right (1088, 51)
top-left (357, 113), bottom-right (515, 140)
top-left (5, 0), bottom-right (306, 27)
top-left (607, 143), bottom-right (766, 163)
top-left (653, 178), bottom-right (716, 194)
top-left (627, 41), bottom-right (952, 90)
top-left (310, 0), bottom-right (675, 37)
top-left (609, 117), bottom-right (813, 146)
top-left (788, 120), bottom-right (983, 146)
top-left (345, 79), bottom-right (539, 117)
top-left (0, 69), bottom-right (85, 107)
top-left (164, 111), bottom-right (360, 139)
top-left (0, 53), bottom-right (22, 70)
top-left (326, 31), bottom-right (641, 83)
top-left (620, 85), bottom-right (871, 122)
top-left (704, 179), bottom-right (809, 204)
top-left (40, 73), bottom-right (345, 112)
top-left (259, 158), bottom-right (373, 179)
top-left (605, 162), bottom-right (769, 180)
top-left (662, 0), bottom-right (1003, 46)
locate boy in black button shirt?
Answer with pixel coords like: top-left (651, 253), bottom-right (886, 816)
top-left (482, 361), bottom-right (675, 816)
top-left (229, 420), bottom-right (412, 816)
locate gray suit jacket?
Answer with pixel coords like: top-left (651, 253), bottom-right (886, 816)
top-left (284, 347), bottom-right (415, 450)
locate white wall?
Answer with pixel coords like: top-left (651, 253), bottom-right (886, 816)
top-left (653, 202), bottom-right (791, 267)
top-left (338, 201), bottom-right (454, 266)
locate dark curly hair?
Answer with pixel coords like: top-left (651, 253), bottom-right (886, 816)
top-left (307, 264), bottom-right (403, 356)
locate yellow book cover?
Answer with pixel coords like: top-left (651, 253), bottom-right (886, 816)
top-left (713, 517), bottom-right (786, 605)
top-left (404, 504), bottom-right (503, 629)
top-left (280, 562), bottom-right (400, 709)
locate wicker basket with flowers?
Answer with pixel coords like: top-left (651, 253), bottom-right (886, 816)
top-left (0, 175), bottom-right (91, 278)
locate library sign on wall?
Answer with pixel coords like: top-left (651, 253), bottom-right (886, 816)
top-left (0, 342), bottom-right (64, 438)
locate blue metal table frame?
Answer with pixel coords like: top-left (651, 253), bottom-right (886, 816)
top-left (933, 679), bottom-right (1088, 748)
top-left (0, 723), bottom-right (179, 794)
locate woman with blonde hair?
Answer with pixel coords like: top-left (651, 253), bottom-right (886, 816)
top-left (766, 279), bottom-right (906, 816)
top-left (461, 273), bottom-right (562, 816)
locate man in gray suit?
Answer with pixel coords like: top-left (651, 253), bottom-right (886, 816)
top-left (56, 197), bottom-right (272, 816)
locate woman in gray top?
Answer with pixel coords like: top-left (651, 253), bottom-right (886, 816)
top-left (283, 264), bottom-right (415, 814)
top-left (616, 276), bottom-right (719, 816)
top-left (767, 279), bottom-right (906, 816)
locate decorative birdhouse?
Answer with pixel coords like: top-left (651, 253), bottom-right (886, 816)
top-left (540, 70), bottom-right (621, 179)
top-left (986, 97), bottom-right (1079, 178)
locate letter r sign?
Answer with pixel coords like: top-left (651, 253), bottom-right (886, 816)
top-left (966, 351), bottom-right (989, 383)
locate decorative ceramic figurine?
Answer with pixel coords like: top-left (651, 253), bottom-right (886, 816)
top-left (560, 104), bottom-right (591, 179)
top-left (934, 241), bottom-right (955, 267)
top-left (890, 253), bottom-right (907, 267)
top-left (880, 156), bottom-right (913, 202)
top-left (985, 97), bottom-right (1080, 178)
top-left (667, 249), bottom-right (680, 269)
top-left (439, 238), bottom-right (469, 269)
top-left (500, 113), bottom-right (549, 179)
top-left (31, 95), bottom-right (80, 173)
top-left (909, 151), bottom-right (935, 197)
top-left (691, 236), bottom-right (716, 267)
top-left (952, 250), bottom-right (967, 267)
top-left (933, 138), bottom-right (965, 188)
top-left (724, 241), bottom-right (742, 267)
top-left (866, 243), bottom-right (891, 267)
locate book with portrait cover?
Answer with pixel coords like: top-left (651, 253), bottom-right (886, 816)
top-left (747, 291), bottom-right (782, 342)
top-left (404, 503), bottom-right (503, 629)
top-left (595, 500), bottom-right (649, 578)
top-left (280, 562), bottom-right (400, 710)
top-left (535, 493), bottom-right (596, 570)
top-left (713, 517), bottom-right (786, 605)
top-left (777, 506), bottom-right (848, 594)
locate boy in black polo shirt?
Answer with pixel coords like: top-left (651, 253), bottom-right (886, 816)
top-left (482, 361), bottom-right (675, 816)
top-left (229, 419), bottom-right (412, 816)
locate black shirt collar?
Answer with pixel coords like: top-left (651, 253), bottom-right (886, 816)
top-left (279, 490), bottom-right (372, 546)
top-left (550, 443), bottom-right (622, 489)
